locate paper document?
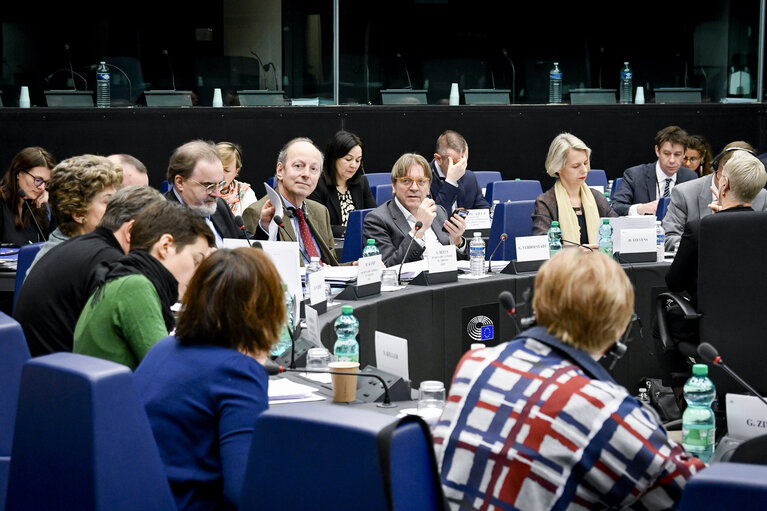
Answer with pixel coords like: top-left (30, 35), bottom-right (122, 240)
top-left (268, 378), bottom-right (319, 400)
top-left (263, 183), bottom-right (283, 240)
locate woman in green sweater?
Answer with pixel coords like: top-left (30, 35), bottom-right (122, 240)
top-left (73, 201), bottom-right (215, 370)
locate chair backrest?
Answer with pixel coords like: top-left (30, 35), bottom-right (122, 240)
top-left (341, 208), bottom-right (375, 263)
top-left (679, 462), bottom-right (767, 511)
top-left (239, 403), bottom-right (444, 511)
top-left (364, 172), bottom-right (392, 188)
top-left (487, 200), bottom-right (535, 261)
top-left (586, 169), bottom-right (608, 188)
top-left (472, 171), bottom-right (503, 192)
top-left (374, 184), bottom-right (393, 206)
top-left (656, 196), bottom-right (671, 220)
top-left (5, 353), bottom-right (175, 511)
top-left (13, 242), bottom-right (43, 315)
top-left (697, 211), bottom-right (767, 396)
top-left (611, 177), bottom-right (623, 201)
top-left (0, 313), bottom-right (29, 510)
top-left (159, 180), bottom-right (170, 194)
top-left (486, 180), bottom-right (542, 203)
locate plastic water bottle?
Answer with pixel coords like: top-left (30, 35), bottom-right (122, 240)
top-left (548, 221), bottom-right (562, 257)
top-left (604, 191), bottom-right (612, 207)
top-left (362, 239), bottom-right (380, 257)
top-left (682, 364), bottom-right (716, 463)
top-left (96, 61), bottom-right (110, 108)
top-left (655, 221), bottom-right (665, 262)
top-left (469, 232), bottom-right (485, 277)
top-left (304, 256), bottom-right (322, 301)
top-left (271, 284), bottom-right (294, 357)
top-left (333, 305), bottom-right (359, 363)
top-left (620, 62), bottom-right (633, 104)
top-left (549, 62), bottom-right (563, 104)
top-left (598, 218), bottom-right (613, 256)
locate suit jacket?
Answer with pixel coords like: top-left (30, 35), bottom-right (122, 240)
top-left (308, 174), bottom-right (377, 238)
top-left (661, 175), bottom-right (767, 250)
top-left (612, 163), bottom-right (697, 216)
top-left (163, 190), bottom-right (247, 240)
top-left (531, 186), bottom-right (617, 237)
top-left (362, 199), bottom-right (468, 267)
top-left (429, 160), bottom-right (491, 211)
top-left (242, 195), bottom-right (339, 266)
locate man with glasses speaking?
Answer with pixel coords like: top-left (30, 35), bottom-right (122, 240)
top-left (363, 153), bottom-right (468, 267)
top-left (164, 140), bottom-right (248, 247)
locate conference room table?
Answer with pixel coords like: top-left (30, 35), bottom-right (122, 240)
top-left (311, 260), bottom-right (671, 393)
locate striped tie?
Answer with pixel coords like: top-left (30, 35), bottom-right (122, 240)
top-left (663, 178), bottom-right (672, 198)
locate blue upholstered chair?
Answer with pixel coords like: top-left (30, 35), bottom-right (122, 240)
top-left (239, 403), bottom-right (445, 511)
top-left (486, 180), bottom-right (542, 203)
top-left (487, 200), bottom-right (535, 262)
top-left (160, 180), bottom-right (170, 193)
top-left (472, 171), bottom-right (502, 194)
top-left (610, 177), bottom-right (624, 201)
top-left (679, 462), bottom-right (767, 510)
top-left (5, 353), bottom-right (175, 511)
top-left (656, 196), bottom-right (670, 220)
top-left (586, 169), bottom-right (608, 189)
top-left (12, 242), bottom-right (43, 314)
top-left (374, 184), bottom-right (393, 206)
top-left (0, 313), bottom-right (29, 511)
top-left (341, 208), bottom-right (375, 262)
top-left (364, 172), bottom-right (392, 188)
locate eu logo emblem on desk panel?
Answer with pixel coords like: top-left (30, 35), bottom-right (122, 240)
top-left (462, 303), bottom-right (499, 353)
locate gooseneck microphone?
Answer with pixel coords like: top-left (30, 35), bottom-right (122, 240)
top-left (263, 359), bottom-right (395, 407)
top-left (499, 290), bottom-right (536, 333)
top-left (273, 214), bottom-right (311, 263)
top-left (501, 48), bottom-right (516, 104)
top-left (64, 44), bottom-right (76, 90)
top-left (562, 238), bottom-right (594, 251)
top-left (698, 342), bottom-right (767, 408)
top-left (397, 221), bottom-right (422, 285)
top-left (487, 233), bottom-right (508, 272)
top-left (395, 53), bottom-right (413, 89)
top-left (233, 215), bottom-right (261, 249)
top-left (162, 49), bottom-right (176, 90)
top-left (18, 188), bottom-right (46, 242)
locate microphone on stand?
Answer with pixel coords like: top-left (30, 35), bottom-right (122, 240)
top-left (698, 342), bottom-right (767, 408)
top-left (18, 189), bottom-right (46, 242)
top-left (395, 53), bottom-right (413, 89)
top-left (499, 290), bottom-right (536, 334)
top-left (233, 215), bottom-right (261, 249)
top-left (501, 48), bottom-right (516, 104)
top-left (263, 359), bottom-right (395, 407)
top-left (162, 49), bottom-right (176, 90)
top-left (562, 238), bottom-right (594, 251)
top-left (64, 44), bottom-right (76, 90)
top-left (487, 233), bottom-right (508, 273)
top-left (397, 221), bottom-right (422, 285)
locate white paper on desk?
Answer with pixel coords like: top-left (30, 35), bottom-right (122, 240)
top-left (426, 244), bottom-right (457, 274)
top-left (304, 305), bottom-right (321, 347)
top-left (268, 378), bottom-right (318, 400)
top-left (323, 265), bottom-right (358, 283)
top-left (375, 331), bottom-right (409, 380)
top-left (465, 209), bottom-right (491, 230)
top-left (608, 216), bottom-right (656, 253)
top-left (620, 228), bottom-right (656, 254)
top-left (589, 185), bottom-right (605, 194)
top-left (515, 235), bottom-right (550, 262)
top-left (263, 183), bottom-right (283, 240)
top-left (307, 269), bottom-right (326, 305)
top-left (357, 254), bottom-right (382, 286)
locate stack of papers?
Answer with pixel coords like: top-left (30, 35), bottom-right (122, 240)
top-left (268, 377), bottom-right (325, 405)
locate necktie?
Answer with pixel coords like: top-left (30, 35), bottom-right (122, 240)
top-left (663, 178), bottom-right (672, 198)
top-left (294, 208), bottom-right (321, 260)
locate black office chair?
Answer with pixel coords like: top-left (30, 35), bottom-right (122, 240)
top-left (656, 211), bottom-right (767, 397)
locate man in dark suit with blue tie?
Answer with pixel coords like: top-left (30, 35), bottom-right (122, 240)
top-left (612, 125), bottom-right (698, 216)
top-left (429, 130), bottom-right (491, 212)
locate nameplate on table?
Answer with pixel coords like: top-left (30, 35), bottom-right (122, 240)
top-left (465, 209), bottom-right (491, 230)
top-left (726, 393), bottom-right (767, 440)
top-left (515, 235), bottom-right (550, 262)
top-left (619, 228), bottom-right (656, 254)
top-left (303, 305), bottom-right (321, 347)
top-left (589, 185), bottom-right (605, 194)
top-left (357, 254), bottom-right (382, 286)
top-left (426, 244), bottom-right (458, 274)
top-left (375, 331), bottom-right (409, 380)
top-left (608, 215), bottom-right (656, 253)
top-left (307, 269), bottom-right (326, 305)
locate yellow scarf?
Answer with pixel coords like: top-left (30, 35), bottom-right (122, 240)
top-left (553, 180), bottom-right (600, 245)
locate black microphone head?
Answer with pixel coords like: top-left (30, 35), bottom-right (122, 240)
top-left (414, 221), bottom-right (423, 229)
top-left (499, 290), bottom-right (515, 312)
top-left (500, 233), bottom-right (508, 241)
top-left (697, 342), bottom-right (719, 364)
top-left (262, 358), bottom-right (282, 376)
top-left (17, 188), bottom-right (26, 199)
top-left (234, 215), bottom-right (245, 229)
top-left (272, 215), bottom-right (284, 226)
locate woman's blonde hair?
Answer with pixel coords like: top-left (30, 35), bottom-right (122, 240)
top-left (545, 133), bottom-right (591, 178)
top-left (533, 250), bottom-right (634, 353)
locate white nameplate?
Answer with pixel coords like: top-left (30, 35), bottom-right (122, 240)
top-left (515, 235), bottom-right (550, 262)
top-left (589, 185), bottom-right (605, 194)
top-left (357, 254), bottom-right (382, 286)
top-left (620, 228), bottom-right (656, 254)
top-left (374, 331), bottom-right (409, 380)
top-left (303, 306), bottom-right (321, 347)
top-left (726, 393), bottom-right (767, 441)
top-left (465, 209), bottom-right (491, 230)
top-left (426, 244), bottom-right (458, 274)
top-left (307, 269), bottom-right (326, 305)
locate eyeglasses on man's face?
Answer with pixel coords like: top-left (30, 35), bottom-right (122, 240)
top-left (188, 177), bottom-right (227, 194)
top-left (396, 177), bottom-right (431, 188)
top-left (22, 170), bottom-right (49, 189)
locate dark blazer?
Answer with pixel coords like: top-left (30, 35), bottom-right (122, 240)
top-left (531, 186), bottom-right (617, 237)
top-left (164, 190), bottom-right (247, 240)
top-left (429, 160), bottom-right (491, 211)
top-left (308, 174), bottom-right (377, 237)
top-left (665, 205), bottom-right (753, 306)
top-left (612, 163), bottom-right (698, 216)
top-left (362, 199), bottom-right (468, 267)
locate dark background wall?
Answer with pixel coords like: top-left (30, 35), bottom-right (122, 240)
top-left (0, 104), bottom-right (765, 192)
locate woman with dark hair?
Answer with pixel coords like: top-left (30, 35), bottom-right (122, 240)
top-left (134, 247), bottom-right (287, 511)
top-left (685, 134), bottom-right (713, 177)
top-left (0, 146), bottom-right (56, 245)
top-left (309, 130), bottom-right (377, 237)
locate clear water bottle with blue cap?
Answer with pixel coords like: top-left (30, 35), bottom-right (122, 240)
top-left (333, 305), bottom-right (359, 363)
top-left (96, 61), bottom-right (110, 108)
top-left (469, 232), bottom-right (485, 277)
top-left (682, 364), bottom-right (716, 462)
top-left (620, 62), bottom-right (633, 104)
top-left (549, 62), bottom-right (562, 104)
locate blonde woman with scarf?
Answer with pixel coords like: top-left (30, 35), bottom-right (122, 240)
top-left (532, 133), bottom-right (616, 248)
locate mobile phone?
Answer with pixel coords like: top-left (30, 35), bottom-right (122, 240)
top-left (442, 208), bottom-right (468, 232)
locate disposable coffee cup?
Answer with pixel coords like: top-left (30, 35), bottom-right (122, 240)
top-left (329, 361), bottom-right (359, 402)
top-left (212, 88), bottom-right (223, 107)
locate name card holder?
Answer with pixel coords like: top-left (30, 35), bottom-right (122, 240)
top-left (300, 299), bottom-right (327, 316)
top-left (409, 269), bottom-right (458, 286)
top-left (336, 281), bottom-right (381, 300)
top-left (615, 227), bottom-right (657, 263)
top-left (615, 251), bottom-right (656, 264)
top-left (501, 259), bottom-right (545, 274)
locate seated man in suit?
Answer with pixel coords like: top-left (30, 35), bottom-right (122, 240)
top-left (612, 125), bottom-right (697, 216)
top-left (243, 137), bottom-right (339, 265)
top-left (107, 153), bottom-right (149, 187)
top-left (164, 140), bottom-right (248, 247)
top-left (662, 141), bottom-right (767, 250)
top-left (429, 130), bottom-right (491, 212)
top-left (363, 153), bottom-right (468, 267)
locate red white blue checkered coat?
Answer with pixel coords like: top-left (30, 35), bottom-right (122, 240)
top-left (433, 326), bottom-right (704, 511)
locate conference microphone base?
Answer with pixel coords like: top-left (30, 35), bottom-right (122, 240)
top-left (336, 281), bottom-right (381, 300)
top-left (410, 270), bottom-right (457, 286)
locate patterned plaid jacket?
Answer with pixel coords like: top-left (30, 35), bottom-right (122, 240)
top-left (433, 326), bottom-right (704, 511)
